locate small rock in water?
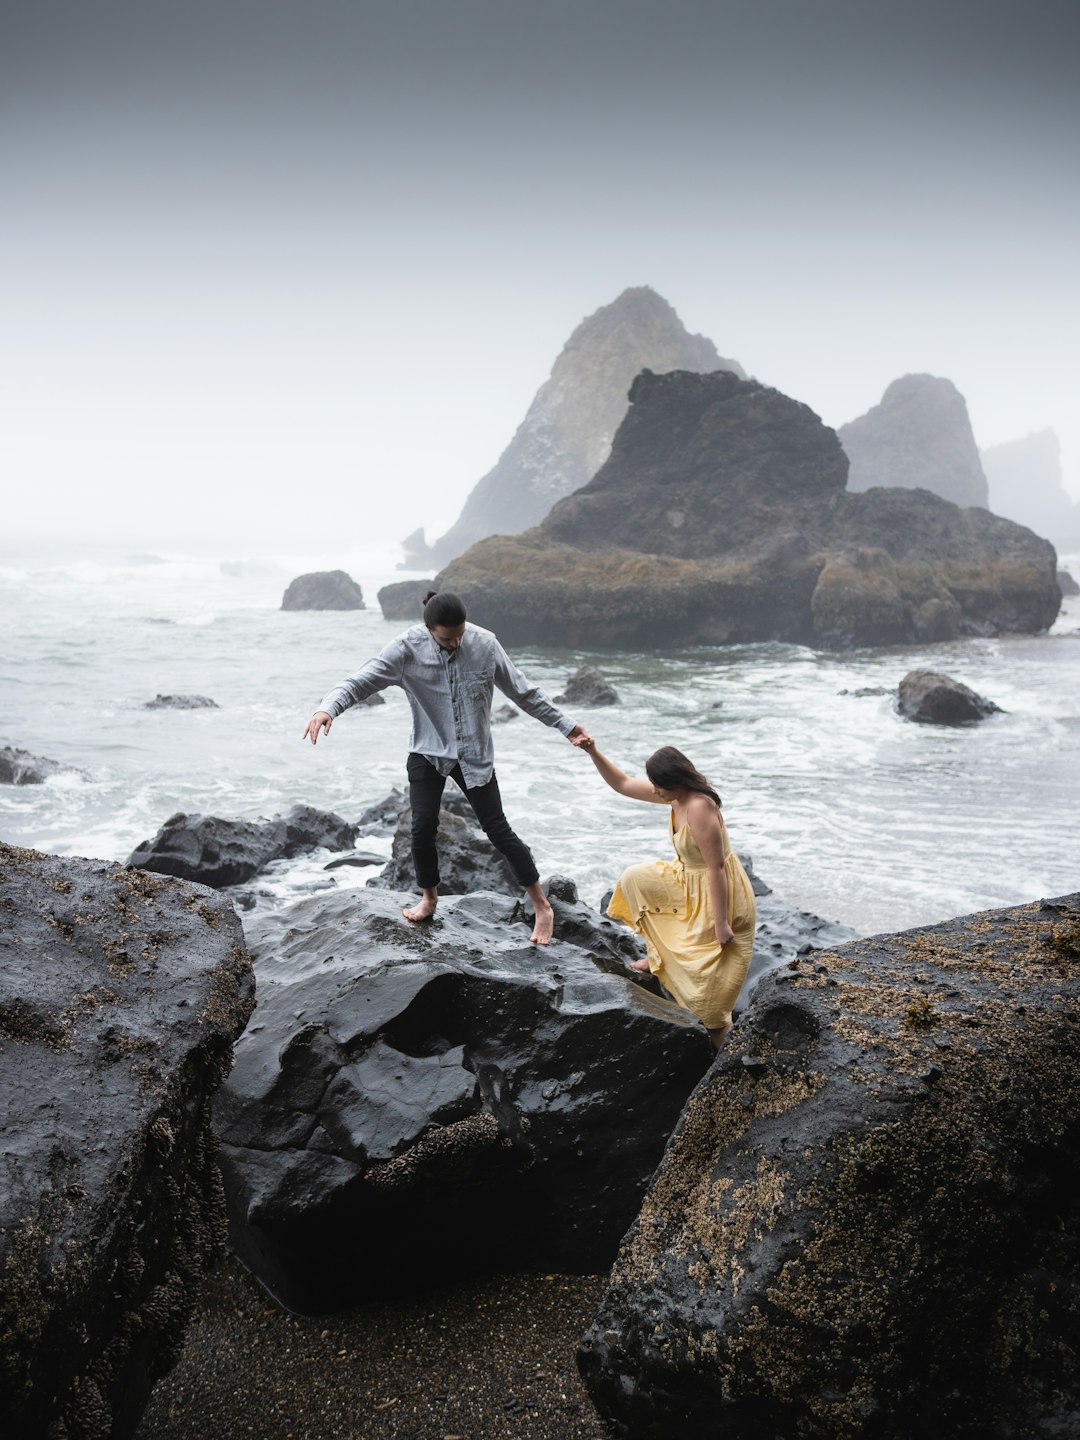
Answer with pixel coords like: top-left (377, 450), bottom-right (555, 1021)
top-left (555, 665), bottom-right (620, 707)
top-left (144, 694), bottom-right (219, 710)
top-left (0, 745), bottom-right (83, 785)
top-left (281, 569), bottom-right (365, 611)
top-left (897, 669), bottom-right (1002, 725)
top-left (377, 578), bottom-right (436, 619)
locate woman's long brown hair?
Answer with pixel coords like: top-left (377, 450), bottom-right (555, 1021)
top-left (644, 746), bottom-right (721, 808)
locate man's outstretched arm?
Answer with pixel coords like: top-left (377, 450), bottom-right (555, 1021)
top-left (302, 644), bottom-right (403, 744)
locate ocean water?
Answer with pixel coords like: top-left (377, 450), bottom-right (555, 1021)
top-left (2, 542), bottom-right (1079, 939)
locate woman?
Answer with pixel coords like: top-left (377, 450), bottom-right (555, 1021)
top-left (583, 740), bottom-right (756, 1050)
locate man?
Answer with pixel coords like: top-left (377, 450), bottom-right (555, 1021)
top-left (303, 590), bottom-right (591, 944)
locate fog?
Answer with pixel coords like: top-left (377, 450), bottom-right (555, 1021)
top-left (3, 0), bottom-right (1078, 554)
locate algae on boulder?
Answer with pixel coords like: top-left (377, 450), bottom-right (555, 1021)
top-left (578, 893), bottom-right (1080, 1440)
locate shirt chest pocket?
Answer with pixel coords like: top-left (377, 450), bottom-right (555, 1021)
top-left (463, 668), bottom-right (495, 701)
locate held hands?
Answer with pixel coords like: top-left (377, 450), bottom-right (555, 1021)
top-left (303, 711), bottom-right (333, 745)
top-left (567, 724), bottom-right (594, 749)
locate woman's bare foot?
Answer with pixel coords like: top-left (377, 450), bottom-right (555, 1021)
top-left (403, 888), bottom-right (438, 922)
top-left (708, 1022), bottom-right (733, 1052)
top-left (628, 957), bottom-right (651, 973)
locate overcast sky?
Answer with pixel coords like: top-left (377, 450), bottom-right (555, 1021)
top-left (3, 0), bottom-right (1078, 553)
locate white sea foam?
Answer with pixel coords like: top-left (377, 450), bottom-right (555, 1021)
top-left (2, 544), bottom-right (1079, 937)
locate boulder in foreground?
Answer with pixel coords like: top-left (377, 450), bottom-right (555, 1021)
top-left (0, 843), bottom-right (254, 1440)
top-left (280, 570), bottom-right (364, 611)
top-left (579, 892), bottom-right (1080, 1440)
top-left (213, 884), bottom-right (708, 1314)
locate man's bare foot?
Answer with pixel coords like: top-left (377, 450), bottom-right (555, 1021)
top-left (403, 894), bottom-right (438, 922)
top-left (529, 900), bottom-right (555, 946)
top-left (629, 956), bottom-right (651, 973)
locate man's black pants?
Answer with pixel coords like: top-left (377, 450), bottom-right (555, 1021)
top-left (406, 752), bottom-right (539, 891)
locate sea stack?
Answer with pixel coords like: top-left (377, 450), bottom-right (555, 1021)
top-left (404, 287), bottom-right (742, 568)
top-left (982, 429), bottom-right (1080, 550)
top-left (436, 368), bottom-right (1058, 649)
top-left (839, 373), bottom-right (989, 508)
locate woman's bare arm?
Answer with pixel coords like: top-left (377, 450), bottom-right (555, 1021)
top-left (582, 741), bottom-right (666, 803)
top-left (686, 794), bottom-right (734, 945)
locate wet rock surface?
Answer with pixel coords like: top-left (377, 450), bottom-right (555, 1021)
top-left (438, 369), bottom-right (1059, 649)
top-left (213, 884), bottom-right (709, 1315)
top-left (127, 805), bottom-right (358, 888)
top-left (898, 668), bottom-right (1003, 725)
top-left (578, 893), bottom-right (1080, 1440)
top-left (280, 569), bottom-right (365, 611)
top-left (555, 665), bottom-right (620, 706)
top-left (0, 843), bottom-right (254, 1440)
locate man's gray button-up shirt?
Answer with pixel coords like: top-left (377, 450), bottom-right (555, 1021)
top-left (319, 623), bottom-right (575, 789)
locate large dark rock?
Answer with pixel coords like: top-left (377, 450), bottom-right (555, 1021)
top-left (578, 893), bottom-right (1080, 1440)
top-left (280, 570), bottom-right (365, 611)
top-left (127, 805), bottom-right (358, 888)
top-left (406, 287), bottom-right (743, 567)
top-left (983, 428), bottom-right (1080, 551)
top-left (436, 369), bottom-right (1058, 649)
top-left (213, 884), bottom-right (709, 1314)
top-left (555, 665), bottom-right (620, 706)
top-left (366, 798), bottom-right (520, 896)
top-left (897, 668), bottom-right (1003, 725)
top-left (0, 746), bottom-right (82, 785)
top-left (377, 578), bottom-right (435, 619)
top-left (0, 843), bottom-right (254, 1440)
top-left (839, 373), bottom-right (989, 508)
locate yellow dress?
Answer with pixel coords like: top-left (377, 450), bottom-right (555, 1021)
top-left (607, 808), bottom-right (756, 1030)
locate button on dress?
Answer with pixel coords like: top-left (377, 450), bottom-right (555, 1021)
top-left (607, 808), bottom-right (756, 1030)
